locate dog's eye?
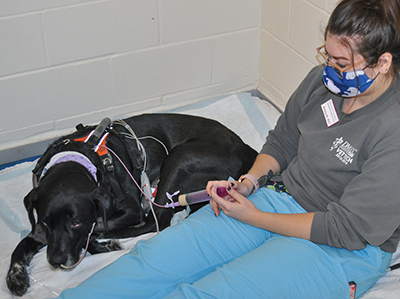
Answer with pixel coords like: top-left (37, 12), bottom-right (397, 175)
top-left (42, 221), bottom-right (48, 227)
top-left (71, 221), bottom-right (81, 228)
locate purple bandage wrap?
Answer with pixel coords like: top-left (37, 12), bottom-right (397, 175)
top-left (43, 151), bottom-right (98, 182)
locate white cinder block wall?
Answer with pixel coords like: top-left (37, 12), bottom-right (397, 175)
top-left (1, 0), bottom-right (339, 161)
top-left (0, 0), bottom-right (261, 153)
top-left (258, 0), bottom-right (336, 110)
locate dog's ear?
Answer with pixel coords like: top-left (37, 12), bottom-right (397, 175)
top-left (24, 189), bottom-right (39, 232)
top-left (91, 188), bottom-right (117, 232)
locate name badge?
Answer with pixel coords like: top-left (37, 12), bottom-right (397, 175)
top-left (321, 99), bottom-right (339, 127)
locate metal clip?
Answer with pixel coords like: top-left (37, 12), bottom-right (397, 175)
top-left (102, 157), bottom-right (114, 172)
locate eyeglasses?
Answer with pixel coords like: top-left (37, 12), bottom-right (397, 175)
top-left (316, 44), bottom-right (366, 79)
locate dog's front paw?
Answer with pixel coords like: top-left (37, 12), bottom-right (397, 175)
top-left (89, 239), bottom-right (122, 254)
top-left (104, 239), bottom-right (122, 251)
top-left (7, 263), bottom-right (30, 297)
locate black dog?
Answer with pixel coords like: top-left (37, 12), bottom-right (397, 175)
top-left (7, 113), bottom-right (257, 296)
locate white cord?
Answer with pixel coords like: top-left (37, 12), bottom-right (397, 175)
top-left (138, 136), bottom-right (169, 155)
top-left (113, 119), bottom-right (141, 150)
top-left (149, 201), bottom-right (160, 234)
top-left (111, 120), bottom-right (171, 234)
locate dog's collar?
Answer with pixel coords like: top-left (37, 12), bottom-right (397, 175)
top-left (43, 151), bottom-right (98, 182)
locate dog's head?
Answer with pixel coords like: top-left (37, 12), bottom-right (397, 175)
top-left (24, 162), bottom-right (117, 269)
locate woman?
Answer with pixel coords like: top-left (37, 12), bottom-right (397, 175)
top-left (59, 0), bottom-right (400, 298)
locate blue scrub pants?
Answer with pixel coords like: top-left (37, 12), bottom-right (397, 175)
top-left (58, 188), bottom-right (392, 299)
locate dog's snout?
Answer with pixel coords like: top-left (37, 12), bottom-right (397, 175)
top-left (46, 235), bottom-right (80, 269)
top-left (47, 254), bottom-right (68, 269)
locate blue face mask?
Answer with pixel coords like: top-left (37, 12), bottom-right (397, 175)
top-left (322, 65), bottom-right (377, 97)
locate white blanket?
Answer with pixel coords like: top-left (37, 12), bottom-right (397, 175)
top-left (0, 93), bottom-right (399, 298)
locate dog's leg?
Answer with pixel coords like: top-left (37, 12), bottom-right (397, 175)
top-left (88, 237), bottom-right (122, 254)
top-left (150, 142), bottom-right (227, 230)
top-left (152, 138), bottom-right (256, 227)
top-left (7, 225), bottom-right (47, 296)
top-left (91, 218), bottom-right (159, 240)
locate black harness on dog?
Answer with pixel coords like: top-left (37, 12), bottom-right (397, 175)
top-left (32, 118), bottom-right (126, 203)
top-left (75, 118), bottom-right (126, 202)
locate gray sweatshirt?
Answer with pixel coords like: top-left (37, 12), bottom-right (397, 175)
top-left (261, 65), bottom-right (400, 252)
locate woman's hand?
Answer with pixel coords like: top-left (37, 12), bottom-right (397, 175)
top-left (206, 153), bottom-right (281, 217)
top-left (206, 180), bottom-right (259, 221)
top-left (206, 180), bottom-right (314, 240)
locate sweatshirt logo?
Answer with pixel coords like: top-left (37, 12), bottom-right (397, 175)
top-left (330, 137), bottom-right (358, 165)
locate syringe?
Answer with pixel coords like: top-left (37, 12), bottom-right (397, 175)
top-left (165, 187), bottom-right (228, 208)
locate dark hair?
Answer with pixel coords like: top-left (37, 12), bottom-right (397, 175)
top-left (325, 0), bottom-right (400, 74)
